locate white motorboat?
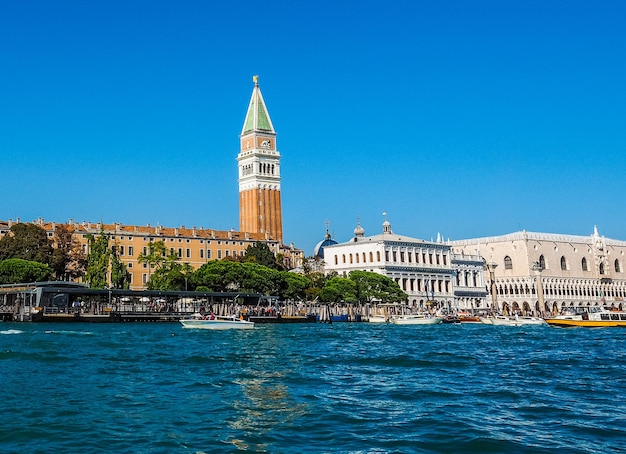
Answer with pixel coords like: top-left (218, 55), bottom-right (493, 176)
top-left (490, 315), bottom-right (547, 326)
top-left (391, 314), bottom-right (443, 325)
top-left (180, 313), bottom-right (254, 330)
top-left (367, 314), bottom-right (388, 323)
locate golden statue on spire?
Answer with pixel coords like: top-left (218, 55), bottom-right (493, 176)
top-left (253, 75), bottom-right (259, 85)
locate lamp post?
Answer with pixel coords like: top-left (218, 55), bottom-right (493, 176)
top-left (485, 262), bottom-right (499, 313)
top-left (532, 262), bottom-right (545, 316)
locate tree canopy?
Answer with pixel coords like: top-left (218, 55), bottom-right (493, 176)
top-left (137, 240), bottom-right (193, 291)
top-left (50, 225), bottom-right (87, 281)
top-left (0, 258), bottom-right (52, 284)
top-left (0, 223), bottom-right (54, 265)
top-left (242, 241), bottom-right (284, 270)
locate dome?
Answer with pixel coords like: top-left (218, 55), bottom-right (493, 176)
top-left (314, 228), bottom-right (337, 259)
top-left (354, 224), bottom-right (365, 237)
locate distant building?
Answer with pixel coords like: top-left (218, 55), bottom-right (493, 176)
top-left (0, 218), bottom-right (292, 290)
top-left (322, 217), bottom-right (486, 311)
top-left (451, 226), bottom-right (626, 314)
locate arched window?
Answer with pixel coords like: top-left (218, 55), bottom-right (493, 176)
top-left (504, 256), bottom-right (512, 270)
top-left (539, 255), bottom-right (546, 270)
top-left (376, 251), bottom-right (381, 261)
top-left (600, 263), bottom-right (605, 275)
top-left (582, 257), bottom-right (588, 271)
top-left (342, 254), bottom-right (346, 264)
top-left (560, 256), bottom-right (567, 271)
top-left (369, 251), bottom-right (373, 262)
top-left (615, 259), bottom-right (622, 273)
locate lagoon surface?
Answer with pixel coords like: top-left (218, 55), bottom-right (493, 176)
top-left (1, 322), bottom-right (625, 453)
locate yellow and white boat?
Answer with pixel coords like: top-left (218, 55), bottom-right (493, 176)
top-left (544, 306), bottom-right (626, 328)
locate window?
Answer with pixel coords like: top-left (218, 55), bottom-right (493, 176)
top-left (615, 259), bottom-right (622, 273)
top-left (369, 252), bottom-right (373, 262)
top-left (539, 255), bottom-right (546, 270)
top-left (128, 246), bottom-right (134, 256)
top-left (377, 251), bottom-right (381, 261)
top-left (119, 246), bottom-right (125, 256)
top-left (582, 257), bottom-right (588, 271)
top-left (186, 248), bottom-right (191, 258)
top-left (560, 256), bottom-right (567, 271)
top-left (142, 274), bottom-right (147, 284)
top-left (218, 250), bottom-right (222, 259)
top-left (200, 249), bottom-right (204, 259)
top-left (128, 263), bottom-right (133, 268)
top-left (600, 263), bottom-right (605, 275)
top-left (504, 256), bottom-right (512, 269)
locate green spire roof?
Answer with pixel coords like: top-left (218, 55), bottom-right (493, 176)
top-left (241, 76), bottom-right (275, 134)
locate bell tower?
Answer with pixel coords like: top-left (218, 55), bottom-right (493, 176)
top-left (238, 76), bottom-right (283, 243)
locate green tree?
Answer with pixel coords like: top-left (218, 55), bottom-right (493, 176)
top-left (242, 241), bottom-right (283, 270)
top-left (110, 246), bottom-right (131, 289)
top-left (191, 260), bottom-right (247, 292)
top-left (50, 224), bottom-right (87, 281)
top-left (0, 223), bottom-right (54, 265)
top-left (283, 272), bottom-right (311, 302)
top-left (137, 240), bottom-right (192, 290)
top-left (349, 270), bottom-right (407, 304)
top-left (84, 231), bottom-right (110, 289)
top-left (0, 258), bottom-right (52, 284)
top-left (318, 276), bottom-right (358, 303)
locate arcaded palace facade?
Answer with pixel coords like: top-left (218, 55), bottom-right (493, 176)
top-left (451, 227), bottom-right (626, 314)
top-left (323, 218), bottom-right (487, 311)
top-left (0, 77), bottom-right (302, 290)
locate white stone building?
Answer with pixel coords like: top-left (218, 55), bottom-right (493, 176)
top-left (323, 218), bottom-right (487, 311)
top-left (451, 226), bottom-right (626, 315)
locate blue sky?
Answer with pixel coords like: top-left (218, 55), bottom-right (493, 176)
top-left (2, 1), bottom-right (625, 255)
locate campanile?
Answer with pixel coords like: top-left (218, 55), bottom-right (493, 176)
top-left (238, 76), bottom-right (283, 243)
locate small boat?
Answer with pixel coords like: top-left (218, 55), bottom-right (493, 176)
top-left (489, 315), bottom-right (547, 326)
top-left (391, 314), bottom-right (443, 325)
top-left (367, 314), bottom-right (388, 323)
top-left (180, 313), bottom-right (254, 330)
top-left (544, 306), bottom-right (626, 328)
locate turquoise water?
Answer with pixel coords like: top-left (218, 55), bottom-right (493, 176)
top-left (1, 322), bottom-right (625, 453)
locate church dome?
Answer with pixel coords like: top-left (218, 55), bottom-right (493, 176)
top-left (354, 223), bottom-right (365, 237)
top-left (314, 228), bottom-right (337, 259)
